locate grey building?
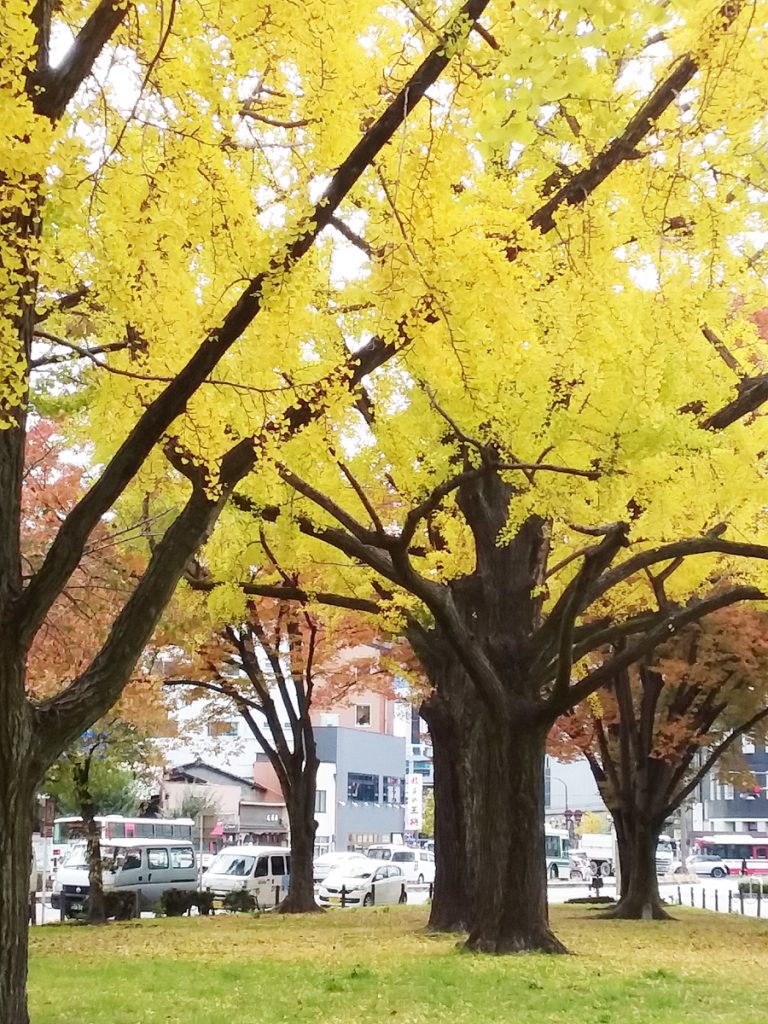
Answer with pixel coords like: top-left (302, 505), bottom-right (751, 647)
top-left (693, 740), bottom-right (768, 833)
top-left (314, 726), bottom-right (406, 851)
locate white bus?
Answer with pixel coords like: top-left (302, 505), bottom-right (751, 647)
top-left (545, 828), bottom-right (571, 880)
top-left (51, 815), bottom-right (194, 870)
top-left (695, 834), bottom-right (768, 876)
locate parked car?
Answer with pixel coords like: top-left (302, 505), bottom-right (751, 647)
top-left (673, 853), bottom-right (730, 878)
top-left (202, 845), bottom-right (290, 905)
top-left (365, 843), bottom-right (435, 884)
top-left (313, 851), bottom-right (369, 888)
top-left (51, 838), bottom-right (197, 916)
top-left (317, 860), bottom-right (407, 907)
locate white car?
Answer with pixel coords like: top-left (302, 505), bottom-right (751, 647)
top-left (313, 851), bottom-right (370, 888)
top-left (673, 853), bottom-right (730, 878)
top-left (317, 860), bottom-right (407, 908)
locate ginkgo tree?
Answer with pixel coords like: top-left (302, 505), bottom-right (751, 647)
top-left (172, 1), bottom-right (768, 954)
top-left (0, 0), bottom-right (506, 1018)
top-left (551, 603), bottom-right (768, 920)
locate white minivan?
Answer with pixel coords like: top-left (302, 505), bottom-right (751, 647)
top-left (202, 845), bottom-right (290, 907)
top-left (51, 838), bottom-right (197, 915)
top-left (366, 844), bottom-right (436, 884)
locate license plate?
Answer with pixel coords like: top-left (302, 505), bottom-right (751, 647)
top-left (328, 897), bottom-right (341, 905)
top-left (69, 902), bottom-right (83, 912)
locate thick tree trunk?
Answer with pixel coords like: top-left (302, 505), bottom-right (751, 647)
top-left (464, 715), bottom-right (566, 953)
top-left (420, 692), bottom-right (471, 931)
top-left (280, 759), bottom-right (322, 914)
top-left (607, 815), bottom-right (670, 920)
top-left (0, 656), bottom-right (38, 1024)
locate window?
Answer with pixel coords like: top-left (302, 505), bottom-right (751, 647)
top-left (709, 780), bottom-right (734, 801)
top-left (315, 790), bottom-right (327, 814)
top-left (545, 834), bottom-right (562, 859)
top-left (747, 821), bottom-right (759, 832)
top-left (383, 777), bottom-right (404, 804)
top-left (207, 720), bottom-right (238, 738)
top-left (148, 848), bottom-right (169, 870)
top-left (170, 847), bottom-right (195, 869)
top-left (355, 705), bottom-right (371, 727)
top-left (743, 736), bottom-right (756, 754)
top-left (154, 823), bottom-right (173, 838)
top-left (254, 857), bottom-right (269, 878)
top-left (135, 823), bottom-right (153, 838)
top-left (392, 851), bottom-right (415, 863)
top-left (223, 857), bottom-right (255, 876)
top-left (347, 773), bottom-right (379, 803)
top-left (271, 856), bottom-right (286, 875)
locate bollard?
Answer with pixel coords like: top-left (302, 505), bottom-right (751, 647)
top-left (728, 890), bottom-right (733, 913)
top-left (702, 889), bottom-right (706, 909)
top-left (371, 883), bottom-right (376, 906)
top-left (740, 890), bottom-right (745, 915)
top-left (275, 884), bottom-right (280, 908)
top-left (715, 889), bottom-right (719, 912)
top-left (135, 889), bottom-right (141, 919)
top-left (759, 887), bottom-right (762, 919)
top-left (341, 885), bottom-right (347, 909)
top-left (677, 885), bottom-right (682, 905)
top-left (429, 882), bottom-right (434, 900)
top-left (29, 893), bottom-right (36, 925)
top-left (690, 886), bottom-right (694, 907)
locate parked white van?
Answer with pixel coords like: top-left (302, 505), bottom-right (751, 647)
top-left (202, 845), bottom-right (290, 906)
top-left (51, 838), bottom-right (197, 915)
top-left (366, 844), bottom-right (436, 884)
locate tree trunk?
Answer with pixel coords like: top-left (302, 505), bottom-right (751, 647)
top-left (607, 815), bottom-right (670, 920)
top-left (420, 692), bottom-right (471, 931)
top-left (279, 758), bottom-right (322, 914)
top-left (0, 660), bottom-right (37, 1024)
top-left (71, 759), bottom-right (106, 924)
top-left (464, 714), bottom-right (566, 953)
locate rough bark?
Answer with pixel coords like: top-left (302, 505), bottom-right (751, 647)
top-left (279, 762), bottom-right (322, 914)
top-left (464, 714), bottom-right (567, 952)
top-left (0, 655), bottom-right (38, 1024)
top-left (419, 691), bottom-right (471, 932)
top-left (605, 814), bottom-right (670, 920)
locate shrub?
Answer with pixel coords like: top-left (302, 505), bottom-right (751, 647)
top-left (222, 889), bottom-right (257, 913)
top-left (194, 890), bottom-right (215, 916)
top-left (159, 889), bottom-right (196, 917)
top-left (737, 879), bottom-right (768, 895)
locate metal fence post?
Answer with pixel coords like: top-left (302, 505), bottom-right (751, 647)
top-left (739, 890), bottom-right (745, 915)
top-left (701, 889), bottom-right (706, 909)
top-left (715, 889), bottom-right (719, 912)
top-left (728, 890), bottom-right (733, 914)
top-left (690, 886), bottom-right (694, 907)
top-left (677, 885), bottom-right (682, 905)
top-left (371, 883), bottom-right (376, 906)
top-left (758, 887), bottom-right (762, 918)
top-left (275, 884), bottom-right (280, 908)
top-left (341, 885), bottom-right (347, 909)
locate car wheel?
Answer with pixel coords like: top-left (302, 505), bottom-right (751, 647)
top-left (417, 874), bottom-right (425, 885)
top-left (549, 864), bottom-right (558, 880)
top-left (363, 893), bottom-right (373, 907)
top-left (599, 862), bottom-right (611, 877)
top-left (399, 889), bottom-right (407, 904)
top-left (711, 867), bottom-right (725, 878)
top-left (569, 869), bottom-right (583, 881)
top-left (674, 866), bottom-right (686, 875)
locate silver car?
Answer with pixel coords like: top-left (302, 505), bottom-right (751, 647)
top-left (674, 853), bottom-right (729, 878)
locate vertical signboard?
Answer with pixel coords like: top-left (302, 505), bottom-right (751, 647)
top-left (405, 774), bottom-right (423, 833)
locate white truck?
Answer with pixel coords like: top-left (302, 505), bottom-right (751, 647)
top-left (575, 832), bottom-right (676, 877)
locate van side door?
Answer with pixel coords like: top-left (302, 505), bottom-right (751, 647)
top-left (145, 847), bottom-right (173, 907)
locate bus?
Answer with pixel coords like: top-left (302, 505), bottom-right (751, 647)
top-left (51, 815), bottom-right (195, 870)
top-left (545, 828), bottom-right (571, 880)
top-left (694, 834), bottom-right (768, 875)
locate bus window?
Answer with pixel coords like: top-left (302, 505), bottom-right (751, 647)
top-left (154, 823), bottom-right (173, 838)
top-left (756, 848), bottom-right (767, 859)
top-left (136, 823), bottom-right (153, 838)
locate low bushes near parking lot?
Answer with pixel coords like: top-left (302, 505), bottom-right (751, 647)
top-left (221, 889), bottom-right (257, 913)
top-left (158, 890), bottom-right (216, 917)
top-left (737, 878), bottom-right (768, 895)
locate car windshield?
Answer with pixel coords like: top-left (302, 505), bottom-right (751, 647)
top-left (61, 844), bottom-right (89, 870)
top-left (343, 867), bottom-right (374, 880)
top-left (209, 854), bottom-right (256, 877)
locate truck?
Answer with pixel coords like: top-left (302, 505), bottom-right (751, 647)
top-left (575, 832), bottom-right (677, 877)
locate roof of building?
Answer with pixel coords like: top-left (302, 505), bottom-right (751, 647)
top-left (166, 759), bottom-right (267, 793)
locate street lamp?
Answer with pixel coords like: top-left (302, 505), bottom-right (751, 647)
top-left (549, 776), bottom-right (569, 812)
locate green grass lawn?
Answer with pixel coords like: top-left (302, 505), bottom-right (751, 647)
top-left (29, 905), bottom-right (768, 1023)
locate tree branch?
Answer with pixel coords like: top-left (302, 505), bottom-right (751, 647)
top-left (29, 0), bottom-right (131, 121)
top-left (16, 0), bottom-right (489, 650)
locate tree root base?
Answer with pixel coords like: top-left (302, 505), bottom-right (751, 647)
top-left (463, 928), bottom-right (569, 954)
top-left (600, 899), bottom-right (673, 921)
top-left (276, 899), bottom-right (325, 915)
